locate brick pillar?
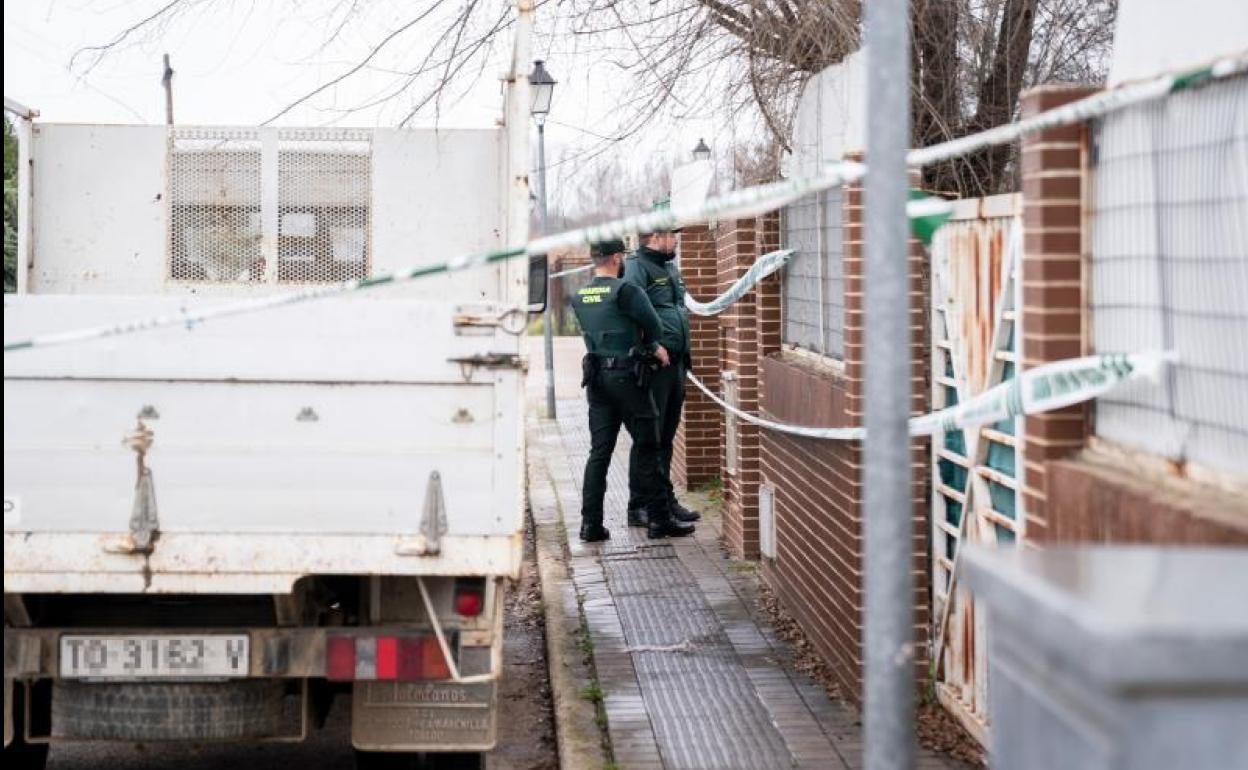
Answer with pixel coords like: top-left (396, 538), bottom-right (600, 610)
top-left (1018, 85), bottom-right (1098, 542)
top-left (674, 224), bottom-right (722, 490)
top-left (716, 218), bottom-right (761, 557)
top-left (756, 212), bottom-right (783, 359)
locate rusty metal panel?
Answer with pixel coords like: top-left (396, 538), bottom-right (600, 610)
top-left (931, 194), bottom-right (1020, 396)
top-left (929, 196), bottom-right (1023, 740)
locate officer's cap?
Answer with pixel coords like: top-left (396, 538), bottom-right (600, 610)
top-left (590, 239), bottom-right (627, 259)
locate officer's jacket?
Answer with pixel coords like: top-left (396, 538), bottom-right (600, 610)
top-left (623, 246), bottom-right (690, 356)
top-left (570, 274), bottom-right (664, 358)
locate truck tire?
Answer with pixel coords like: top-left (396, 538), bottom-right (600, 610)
top-left (52, 680), bottom-right (285, 741)
top-left (6, 681), bottom-right (50, 770)
top-left (354, 750), bottom-right (485, 770)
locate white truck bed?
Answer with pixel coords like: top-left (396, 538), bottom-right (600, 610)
top-left (3, 295), bottom-right (525, 594)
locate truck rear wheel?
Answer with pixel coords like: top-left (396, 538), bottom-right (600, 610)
top-left (52, 680), bottom-right (285, 741)
top-left (354, 750), bottom-right (485, 770)
top-left (6, 681), bottom-right (51, 770)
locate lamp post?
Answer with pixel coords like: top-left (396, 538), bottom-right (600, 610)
top-left (530, 60), bottom-right (557, 420)
top-left (692, 137), bottom-right (711, 162)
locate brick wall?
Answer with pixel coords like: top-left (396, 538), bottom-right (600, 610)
top-left (712, 214), bottom-right (783, 558)
top-left (1017, 85), bottom-right (1248, 548)
top-left (757, 168), bottom-right (931, 704)
top-left (1044, 455), bottom-right (1248, 544)
top-left (1018, 85), bottom-right (1099, 542)
top-left (673, 224), bottom-right (722, 490)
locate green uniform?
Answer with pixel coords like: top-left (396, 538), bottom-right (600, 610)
top-left (624, 246), bottom-right (691, 356)
top-left (570, 275), bottom-right (670, 530)
top-left (622, 246), bottom-right (690, 513)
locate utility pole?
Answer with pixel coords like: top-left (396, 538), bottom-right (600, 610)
top-left (863, 0), bottom-right (915, 768)
top-left (162, 54), bottom-right (174, 125)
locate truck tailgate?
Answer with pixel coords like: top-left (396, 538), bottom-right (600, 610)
top-left (3, 295), bottom-right (525, 593)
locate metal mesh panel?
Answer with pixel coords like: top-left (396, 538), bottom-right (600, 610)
top-left (277, 129), bottom-right (371, 283)
top-left (169, 129), bottom-right (263, 282)
top-left (781, 186), bottom-right (844, 358)
top-left (1088, 75), bottom-right (1248, 477)
top-left (167, 128), bottom-right (371, 285)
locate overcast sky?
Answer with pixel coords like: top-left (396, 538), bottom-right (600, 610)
top-left (4, 1), bottom-right (739, 215)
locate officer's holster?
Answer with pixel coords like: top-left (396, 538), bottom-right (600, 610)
top-left (581, 354), bottom-right (600, 388)
top-left (629, 347), bottom-right (661, 389)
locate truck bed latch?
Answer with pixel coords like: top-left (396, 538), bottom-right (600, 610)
top-left (447, 353), bottom-right (526, 380)
top-left (395, 471), bottom-right (448, 557)
top-left (104, 420), bottom-right (160, 555)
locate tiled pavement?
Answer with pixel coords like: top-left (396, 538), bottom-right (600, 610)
top-left (529, 397), bottom-right (963, 770)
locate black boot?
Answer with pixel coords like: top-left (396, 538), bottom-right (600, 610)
top-left (647, 509), bottom-right (695, 539)
top-left (579, 522), bottom-right (610, 543)
top-left (671, 501), bottom-right (701, 522)
top-left (627, 508), bottom-right (649, 527)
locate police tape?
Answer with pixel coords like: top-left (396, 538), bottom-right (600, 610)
top-left (686, 351), bottom-right (1174, 440)
top-left (2, 248), bottom-right (524, 353)
top-left (549, 264), bottom-right (593, 279)
top-left (6, 55), bottom-right (1244, 355)
top-left (684, 249), bottom-right (793, 316)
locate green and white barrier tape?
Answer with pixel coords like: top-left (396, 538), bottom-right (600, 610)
top-left (684, 249), bottom-right (794, 316)
top-left (5, 54), bottom-right (1243, 355)
top-left (687, 351), bottom-right (1175, 441)
top-left (546, 249), bottom-right (793, 315)
top-left (2, 248), bottom-right (524, 353)
top-left (549, 263), bottom-right (593, 279)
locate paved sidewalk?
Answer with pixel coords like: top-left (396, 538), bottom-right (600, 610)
top-left (529, 396), bottom-right (962, 770)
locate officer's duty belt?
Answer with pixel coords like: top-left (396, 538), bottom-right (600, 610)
top-left (594, 356), bottom-right (632, 370)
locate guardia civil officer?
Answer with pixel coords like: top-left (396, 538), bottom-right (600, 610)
top-left (569, 239), bottom-right (696, 542)
top-left (622, 223), bottom-right (702, 528)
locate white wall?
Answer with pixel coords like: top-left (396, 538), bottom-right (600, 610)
top-left (1109, 0), bottom-right (1248, 85)
top-left (29, 124), bottom-right (509, 301)
top-left (785, 48), bottom-right (867, 177)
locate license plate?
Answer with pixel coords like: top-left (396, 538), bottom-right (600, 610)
top-left (59, 635), bottom-right (249, 680)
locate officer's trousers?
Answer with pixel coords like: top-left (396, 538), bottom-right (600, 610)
top-left (581, 370), bottom-right (669, 527)
top-left (627, 359), bottom-right (684, 511)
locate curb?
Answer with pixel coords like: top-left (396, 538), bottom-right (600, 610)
top-left (527, 422), bottom-right (611, 770)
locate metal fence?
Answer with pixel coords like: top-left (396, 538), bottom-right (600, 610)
top-left (168, 127), bottom-right (372, 285)
top-left (928, 196), bottom-right (1023, 740)
top-left (1088, 74), bottom-right (1248, 478)
top-left (781, 187), bottom-right (845, 359)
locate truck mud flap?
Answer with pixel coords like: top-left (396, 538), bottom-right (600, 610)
top-left (351, 681), bottom-right (496, 752)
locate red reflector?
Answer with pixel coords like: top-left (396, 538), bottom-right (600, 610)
top-left (376, 637), bottom-right (398, 680)
top-left (326, 636), bottom-right (356, 681)
top-left (423, 636), bottom-right (451, 679)
top-left (455, 589), bottom-right (484, 617)
top-left (395, 636), bottom-right (452, 681)
top-left (397, 637), bottom-right (425, 681)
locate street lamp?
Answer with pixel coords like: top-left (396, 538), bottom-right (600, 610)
top-left (692, 137), bottom-right (711, 162)
top-left (530, 60), bottom-right (558, 420)
top-left (530, 60), bottom-right (556, 118)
